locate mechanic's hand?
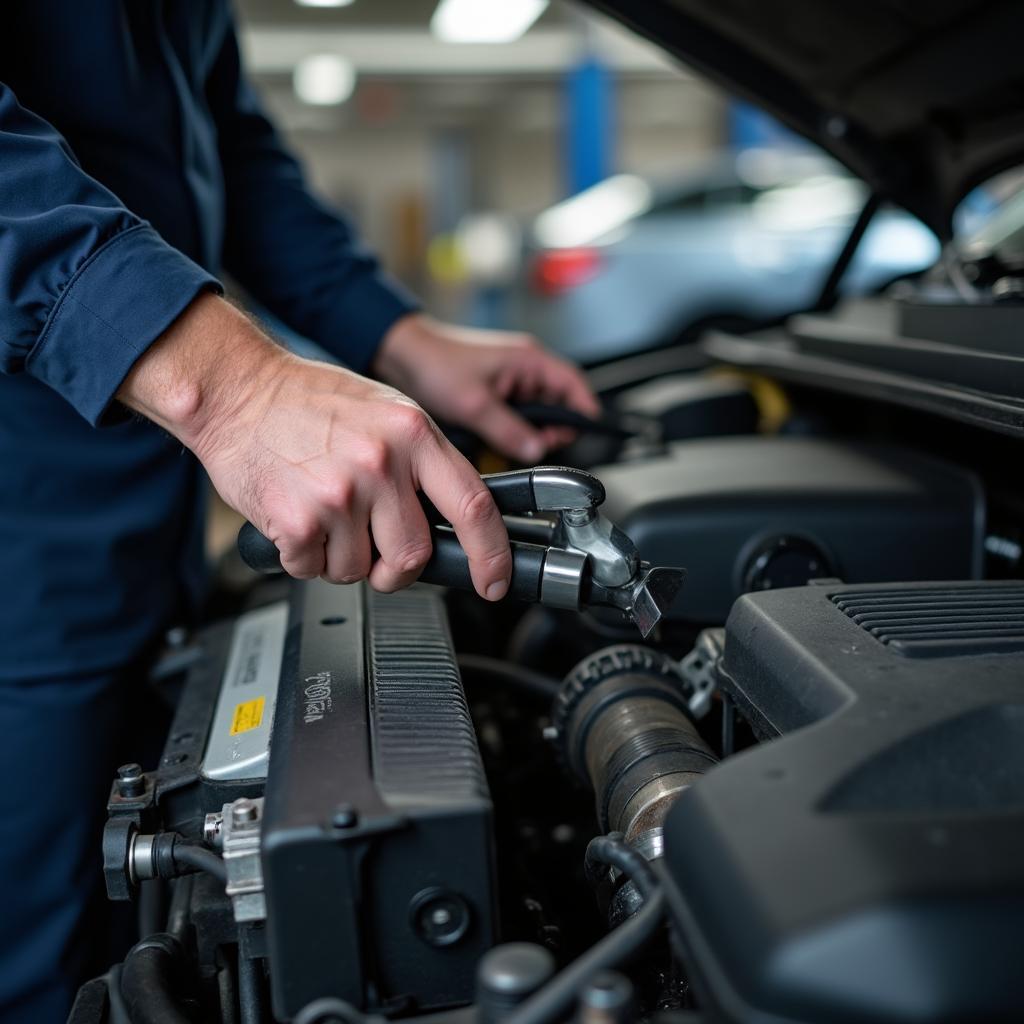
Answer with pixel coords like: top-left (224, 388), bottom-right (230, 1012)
top-left (372, 313), bottom-right (600, 463)
top-left (118, 294), bottom-right (512, 599)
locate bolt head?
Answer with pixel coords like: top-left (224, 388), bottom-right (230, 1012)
top-left (204, 813), bottom-right (224, 847)
top-left (116, 763), bottom-right (145, 798)
top-left (231, 799), bottom-right (258, 825)
top-left (331, 804), bottom-right (358, 829)
top-left (409, 887), bottom-right (471, 948)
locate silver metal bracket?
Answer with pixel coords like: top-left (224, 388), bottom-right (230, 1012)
top-left (679, 628), bottom-right (725, 719)
top-left (561, 508), bottom-right (639, 588)
top-left (217, 797), bottom-right (266, 924)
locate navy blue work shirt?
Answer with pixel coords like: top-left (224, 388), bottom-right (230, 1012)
top-left (0, 2), bottom-right (418, 679)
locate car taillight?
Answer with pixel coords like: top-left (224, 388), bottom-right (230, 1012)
top-left (530, 247), bottom-right (603, 296)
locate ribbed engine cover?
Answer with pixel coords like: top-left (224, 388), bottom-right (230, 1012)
top-left (663, 580), bottom-right (1024, 1024)
top-left (261, 580), bottom-right (494, 1020)
top-left (830, 582), bottom-right (1024, 657)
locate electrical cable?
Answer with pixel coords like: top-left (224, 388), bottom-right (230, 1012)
top-left (584, 834), bottom-right (659, 902)
top-left (457, 653), bottom-right (561, 702)
top-left (171, 842), bottom-right (227, 884)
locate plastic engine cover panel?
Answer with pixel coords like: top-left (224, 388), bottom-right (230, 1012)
top-left (595, 437), bottom-right (984, 622)
top-left (664, 580), bottom-right (1024, 1024)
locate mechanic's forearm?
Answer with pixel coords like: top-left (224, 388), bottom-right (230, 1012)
top-left (117, 292), bottom-right (284, 450)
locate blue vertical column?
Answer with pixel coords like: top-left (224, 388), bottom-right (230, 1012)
top-left (566, 54), bottom-right (615, 195)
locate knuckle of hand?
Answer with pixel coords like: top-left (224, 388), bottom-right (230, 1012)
top-left (390, 402), bottom-right (433, 443)
top-left (276, 512), bottom-right (321, 550)
top-left (354, 438), bottom-right (391, 478)
top-left (391, 538), bottom-right (432, 574)
top-left (319, 477), bottom-right (355, 511)
top-left (458, 485), bottom-right (499, 530)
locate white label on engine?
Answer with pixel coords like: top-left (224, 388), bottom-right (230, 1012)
top-left (201, 601), bottom-right (288, 781)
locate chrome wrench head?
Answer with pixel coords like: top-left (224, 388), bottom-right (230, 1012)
top-left (628, 565), bottom-right (687, 638)
top-left (588, 563), bottom-right (687, 638)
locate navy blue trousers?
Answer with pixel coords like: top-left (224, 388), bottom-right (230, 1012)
top-left (0, 667), bottom-right (163, 1023)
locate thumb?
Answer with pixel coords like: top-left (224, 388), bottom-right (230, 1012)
top-left (474, 395), bottom-right (547, 463)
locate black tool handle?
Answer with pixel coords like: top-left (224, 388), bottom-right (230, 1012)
top-left (237, 520), bottom-right (288, 574)
top-left (423, 529), bottom-right (546, 602)
top-left (237, 521), bottom-right (547, 602)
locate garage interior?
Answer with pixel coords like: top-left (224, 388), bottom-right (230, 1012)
top-left (5, 3), bottom-right (1024, 1024)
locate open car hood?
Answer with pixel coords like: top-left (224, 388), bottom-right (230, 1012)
top-left (585, 0), bottom-right (1024, 239)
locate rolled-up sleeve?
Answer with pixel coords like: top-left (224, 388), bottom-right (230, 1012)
top-left (0, 82), bottom-right (220, 425)
top-left (206, 22), bottom-right (419, 373)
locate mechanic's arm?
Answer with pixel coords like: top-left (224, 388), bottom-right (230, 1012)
top-left (0, 81), bottom-right (216, 426)
top-left (0, 81), bottom-right (511, 599)
top-left (117, 294), bottom-right (513, 598)
top-left (205, 21), bottom-right (598, 461)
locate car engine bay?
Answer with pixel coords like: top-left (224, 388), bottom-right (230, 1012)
top-left (73, 236), bottom-right (1024, 1022)
top-left (69, 1), bottom-right (1024, 1019)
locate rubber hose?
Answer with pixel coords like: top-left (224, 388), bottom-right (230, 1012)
top-left (120, 934), bottom-right (194, 1024)
top-left (166, 875), bottom-right (193, 940)
top-left (172, 842), bottom-right (227, 884)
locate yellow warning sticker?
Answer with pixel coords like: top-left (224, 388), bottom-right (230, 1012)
top-left (230, 697), bottom-right (265, 736)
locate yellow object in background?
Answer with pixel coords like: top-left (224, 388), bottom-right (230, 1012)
top-left (712, 369), bottom-right (791, 433)
top-left (426, 233), bottom-right (468, 286)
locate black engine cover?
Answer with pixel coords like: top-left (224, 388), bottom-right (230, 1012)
top-left (596, 437), bottom-right (983, 622)
top-left (664, 580), bottom-right (1024, 1024)
top-left (262, 581), bottom-right (495, 1020)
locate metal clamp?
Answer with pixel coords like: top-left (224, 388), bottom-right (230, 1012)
top-left (540, 547), bottom-right (588, 609)
top-left (214, 797), bottom-right (266, 924)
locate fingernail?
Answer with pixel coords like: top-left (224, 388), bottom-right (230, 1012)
top-left (486, 580), bottom-right (509, 602)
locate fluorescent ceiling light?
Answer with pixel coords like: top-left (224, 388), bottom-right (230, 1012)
top-left (293, 53), bottom-right (356, 106)
top-left (295, 0), bottom-right (354, 8)
top-left (431, 0), bottom-right (549, 43)
top-left (534, 175), bottom-right (653, 248)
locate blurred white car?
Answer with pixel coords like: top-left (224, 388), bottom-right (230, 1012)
top-left (514, 149), bottom-right (940, 365)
